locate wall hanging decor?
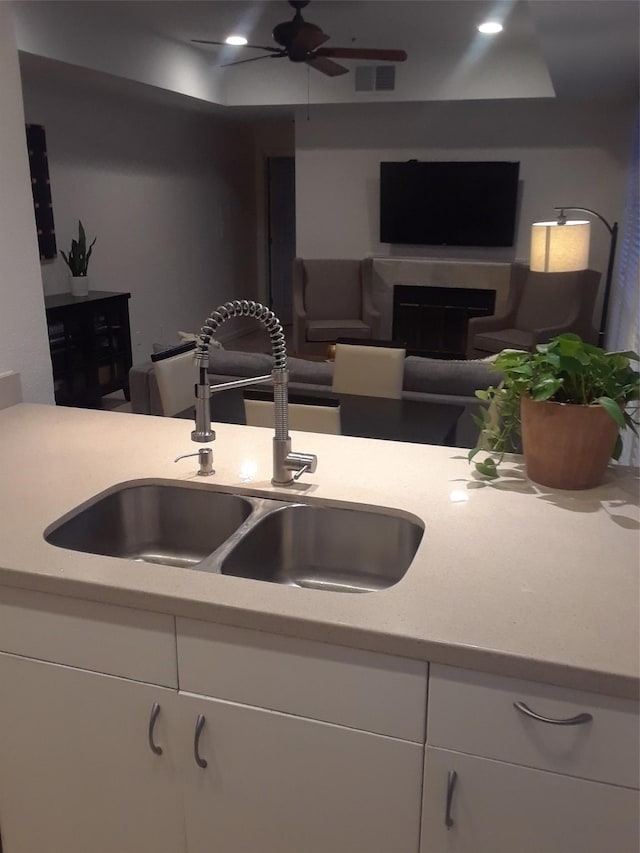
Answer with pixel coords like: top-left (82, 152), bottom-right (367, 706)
top-left (26, 123), bottom-right (57, 260)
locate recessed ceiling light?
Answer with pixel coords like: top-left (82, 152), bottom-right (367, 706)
top-left (478, 22), bottom-right (503, 34)
top-left (226, 35), bottom-right (248, 46)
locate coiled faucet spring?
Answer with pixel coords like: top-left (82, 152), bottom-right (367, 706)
top-left (191, 300), bottom-right (317, 486)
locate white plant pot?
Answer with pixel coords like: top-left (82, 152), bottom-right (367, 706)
top-left (70, 275), bottom-right (89, 298)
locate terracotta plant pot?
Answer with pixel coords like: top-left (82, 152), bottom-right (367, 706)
top-left (520, 395), bottom-right (620, 490)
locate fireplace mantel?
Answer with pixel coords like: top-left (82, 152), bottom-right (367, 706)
top-left (369, 257), bottom-right (513, 339)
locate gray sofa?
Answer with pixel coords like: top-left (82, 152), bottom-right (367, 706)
top-left (129, 349), bottom-right (500, 448)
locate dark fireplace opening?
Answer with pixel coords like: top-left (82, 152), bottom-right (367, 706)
top-left (392, 285), bottom-right (496, 359)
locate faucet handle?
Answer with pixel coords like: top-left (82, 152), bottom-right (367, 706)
top-left (174, 447), bottom-right (215, 476)
top-left (286, 451), bottom-right (318, 482)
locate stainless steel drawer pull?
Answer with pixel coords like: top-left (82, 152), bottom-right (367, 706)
top-left (148, 702), bottom-right (163, 755)
top-left (513, 701), bottom-right (593, 726)
top-left (445, 769), bottom-right (457, 829)
top-left (194, 714), bottom-right (208, 768)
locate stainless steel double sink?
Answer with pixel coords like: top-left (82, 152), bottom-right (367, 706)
top-left (45, 482), bottom-right (424, 594)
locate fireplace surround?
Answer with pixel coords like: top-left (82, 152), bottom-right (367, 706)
top-left (393, 285), bottom-right (496, 359)
top-left (369, 257), bottom-right (513, 350)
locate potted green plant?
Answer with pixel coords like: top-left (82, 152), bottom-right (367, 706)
top-left (61, 220), bottom-right (96, 297)
top-left (469, 333), bottom-right (640, 489)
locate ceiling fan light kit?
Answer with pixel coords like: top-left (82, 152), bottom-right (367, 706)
top-left (192, 0), bottom-right (407, 77)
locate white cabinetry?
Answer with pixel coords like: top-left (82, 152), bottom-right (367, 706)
top-left (175, 619), bottom-right (426, 853)
top-left (0, 652), bottom-right (185, 853)
top-left (177, 691), bottom-right (422, 853)
top-left (1, 586), bottom-right (637, 853)
top-left (0, 588), bottom-right (426, 853)
top-left (422, 747), bottom-right (639, 853)
top-left (421, 664), bottom-right (640, 853)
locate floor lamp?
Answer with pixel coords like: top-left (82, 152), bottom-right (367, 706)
top-left (530, 207), bottom-right (619, 348)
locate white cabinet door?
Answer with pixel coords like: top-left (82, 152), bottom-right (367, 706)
top-left (178, 691), bottom-right (424, 853)
top-left (421, 746), bottom-right (640, 853)
top-left (0, 652), bottom-right (186, 853)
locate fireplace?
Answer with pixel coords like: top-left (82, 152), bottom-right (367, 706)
top-left (369, 257), bottom-right (512, 342)
top-left (392, 285), bottom-right (496, 359)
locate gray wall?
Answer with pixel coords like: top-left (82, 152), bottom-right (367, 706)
top-left (0, 6), bottom-right (53, 403)
top-left (294, 98), bottom-right (636, 322)
top-left (20, 68), bottom-right (259, 365)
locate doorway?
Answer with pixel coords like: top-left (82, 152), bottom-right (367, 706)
top-left (266, 156), bottom-right (296, 326)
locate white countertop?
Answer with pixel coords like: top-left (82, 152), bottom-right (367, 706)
top-left (0, 403), bottom-right (638, 698)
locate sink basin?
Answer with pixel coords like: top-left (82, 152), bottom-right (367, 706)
top-left (221, 504), bottom-right (423, 593)
top-left (46, 482), bottom-right (423, 592)
top-left (45, 483), bottom-right (253, 568)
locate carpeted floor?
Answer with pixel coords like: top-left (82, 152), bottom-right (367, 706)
top-left (102, 391), bottom-right (132, 413)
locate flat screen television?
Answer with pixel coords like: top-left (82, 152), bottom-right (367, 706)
top-left (379, 160), bottom-right (520, 247)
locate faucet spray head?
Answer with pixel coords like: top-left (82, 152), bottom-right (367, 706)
top-left (191, 347), bottom-right (215, 443)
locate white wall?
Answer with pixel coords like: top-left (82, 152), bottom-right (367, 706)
top-left (13, 0), bottom-right (223, 105)
top-left (294, 98), bottom-right (636, 316)
top-left (222, 0), bottom-right (554, 107)
top-left (12, 1), bottom-right (554, 110)
top-left (0, 5), bottom-right (53, 404)
top-left (20, 66), bottom-right (259, 364)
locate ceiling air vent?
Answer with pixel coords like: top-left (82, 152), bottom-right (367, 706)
top-left (355, 66), bottom-right (374, 91)
top-left (355, 65), bottom-right (396, 92)
top-left (375, 65), bottom-right (396, 91)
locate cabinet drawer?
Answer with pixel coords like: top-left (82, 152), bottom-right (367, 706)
top-left (176, 618), bottom-right (428, 741)
top-left (427, 664), bottom-right (639, 788)
top-left (0, 585), bottom-right (177, 687)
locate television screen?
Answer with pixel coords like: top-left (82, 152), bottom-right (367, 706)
top-left (379, 160), bottom-right (520, 247)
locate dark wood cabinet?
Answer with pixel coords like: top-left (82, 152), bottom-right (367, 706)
top-left (45, 291), bottom-right (132, 408)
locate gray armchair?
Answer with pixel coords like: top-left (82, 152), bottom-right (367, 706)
top-left (467, 263), bottom-right (601, 358)
top-left (292, 258), bottom-right (381, 355)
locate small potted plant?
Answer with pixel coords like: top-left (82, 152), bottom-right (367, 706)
top-left (61, 220), bottom-right (96, 297)
top-left (469, 333), bottom-right (640, 489)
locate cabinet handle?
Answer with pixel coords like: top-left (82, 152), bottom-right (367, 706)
top-left (194, 714), bottom-right (208, 768)
top-left (445, 769), bottom-right (457, 829)
top-left (148, 702), bottom-right (163, 755)
top-left (513, 701), bottom-right (593, 726)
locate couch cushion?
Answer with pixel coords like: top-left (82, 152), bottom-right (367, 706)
top-left (287, 357), bottom-right (333, 386)
top-left (206, 351), bottom-right (333, 387)
top-left (307, 320), bottom-right (370, 342)
top-left (403, 356), bottom-right (501, 396)
top-left (207, 350), bottom-right (274, 377)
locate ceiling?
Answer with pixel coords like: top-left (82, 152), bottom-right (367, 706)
top-left (14, 1), bottom-right (640, 110)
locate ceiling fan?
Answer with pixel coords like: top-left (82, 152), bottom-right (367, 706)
top-left (192, 0), bottom-right (407, 77)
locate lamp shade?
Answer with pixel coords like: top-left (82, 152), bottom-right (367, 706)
top-left (530, 220), bottom-right (591, 272)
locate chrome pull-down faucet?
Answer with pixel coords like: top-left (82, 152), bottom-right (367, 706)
top-left (191, 300), bottom-right (317, 486)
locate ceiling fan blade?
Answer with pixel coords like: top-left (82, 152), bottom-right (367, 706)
top-left (220, 54), bottom-right (285, 68)
top-left (316, 47), bottom-right (408, 62)
top-left (290, 24), bottom-right (330, 53)
top-left (191, 39), bottom-right (282, 54)
top-left (306, 56), bottom-right (349, 77)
